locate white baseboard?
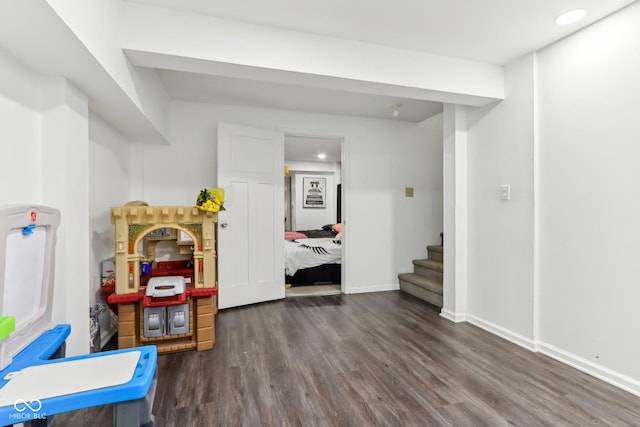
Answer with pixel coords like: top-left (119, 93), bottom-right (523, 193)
top-left (465, 314), bottom-right (536, 352)
top-left (440, 309), bottom-right (467, 323)
top-left (346, 283), bottom-right (399, 294)
top-left (537, 342), bottom-right (640, 397)
top-left (445, 312), bottom-right (640, 397)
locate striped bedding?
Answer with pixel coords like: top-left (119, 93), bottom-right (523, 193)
top-left (284, 238), bottom-right (341, 276)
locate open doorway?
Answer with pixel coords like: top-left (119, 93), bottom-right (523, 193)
top-left (284, 134), bottom-right (343, 297)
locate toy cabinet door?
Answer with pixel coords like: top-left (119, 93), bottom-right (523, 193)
top-left (217, 122), bottom-right (285, 309)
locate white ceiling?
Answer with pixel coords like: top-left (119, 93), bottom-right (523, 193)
top-left (131, 0), bottom-right (636, 64)
top-left (284, 136), bottom-right (342, 163)
top-left (130, 0), bottom-right (637, 140)
top-left (2, 1), bottom-right (634, 144)
top-left (160, 70), bottom-right (443, 123)
top-left (136, 0), bottom-right (636, 124)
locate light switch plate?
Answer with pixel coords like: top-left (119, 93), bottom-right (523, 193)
top-left (500, 185), bottom-right (511, 201)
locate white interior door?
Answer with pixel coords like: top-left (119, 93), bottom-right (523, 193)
top-left (217, 122), bottom-right (285, 309)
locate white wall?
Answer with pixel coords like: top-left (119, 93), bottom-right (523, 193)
top-left (442, 104), bottom-right (469, 322)
top-left (89, 113), bottom-right (134, 346)
top-left (464, 2), bottom-right (640, 394)
top-left (142, 102), bottom-right (443, 293)
top-left (466, 54), bottom-right (536, 342)
top-left (293, 172), bottom-right (336, 230)
top-left (0, 48), bottom-right (42, 204)
top-left (40, 78), bottom-right (91, 357)
top-left (0, 48), bottom-right (91, 356)
top-left (46, 0), bottom-right (170, 139)
top-left (536, 2), bottom-right (640, 387)
top-left (140, 105), bottom-right (216, 205)
top-left (288, 161), bottom-right (340, 230)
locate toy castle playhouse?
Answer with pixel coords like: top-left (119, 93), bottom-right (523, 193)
top-left (107, 205), bottom-right (218, 354)
top-left (0, 205), bottom-right (157, 426)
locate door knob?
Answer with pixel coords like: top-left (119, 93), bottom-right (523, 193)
top-left (220, 222), bottom-right (228, 228)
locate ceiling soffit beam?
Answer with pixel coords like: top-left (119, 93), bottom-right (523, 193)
top-left (0, 1), bottom-right (170, 145)
top-left (124, 50), bottom-right (498, 108)
top-left (122, 2), bottom-right (504, 107)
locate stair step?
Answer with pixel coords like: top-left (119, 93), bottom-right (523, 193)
top-left (398, 273), bottom-right (443, 308)
top-left (427, 245), bottom-right (443, 262)
top-left (398, 273), bottom-right (442, 294)
top-left (412, 259), bottom-right (443, 282)
top-left (413, 259), bottom-right (443, 272)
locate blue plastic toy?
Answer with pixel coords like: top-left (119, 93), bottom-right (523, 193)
top-left (0, 205), bottom-right (157, 427)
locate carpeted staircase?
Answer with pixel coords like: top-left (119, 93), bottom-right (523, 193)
top-left (398, 245), bottom-right (443, 307)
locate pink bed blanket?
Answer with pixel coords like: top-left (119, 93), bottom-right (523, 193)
top-left (285, 231), bottom-right (308, 240)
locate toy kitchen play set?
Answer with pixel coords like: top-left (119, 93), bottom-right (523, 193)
top-left (106, 205), bottom-right (218, 354)
top-left (0, 205), bottom-right (157, 426)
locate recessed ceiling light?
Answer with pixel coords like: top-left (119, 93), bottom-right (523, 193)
top-left (555, 9), bottom-right (587, 26)
top-left (317, 153), bottom-right (327, 160)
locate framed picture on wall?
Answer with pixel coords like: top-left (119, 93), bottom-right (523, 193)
top-left (303, 177), bottom-right (326, 208)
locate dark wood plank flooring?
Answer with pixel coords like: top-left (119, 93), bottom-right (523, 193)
top-left (57, 291), bottom-right (640, 426)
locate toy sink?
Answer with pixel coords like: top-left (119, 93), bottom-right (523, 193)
top-left (146, 276), bottom-right (186, 298)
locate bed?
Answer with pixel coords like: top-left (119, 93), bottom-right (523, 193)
top-left (284, 226), bottom-right (342, 286)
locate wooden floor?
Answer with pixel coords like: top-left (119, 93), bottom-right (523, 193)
top-left (58, 291), bottom-right (640, 426)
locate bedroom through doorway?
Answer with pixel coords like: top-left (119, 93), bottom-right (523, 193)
top-left (284, 134), bottom-right (343, 298)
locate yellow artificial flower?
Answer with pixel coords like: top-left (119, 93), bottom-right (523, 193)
top-left (196, 187), bottom-right (226, 212)
top-left (212, 188), bottom-right (225, 204)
